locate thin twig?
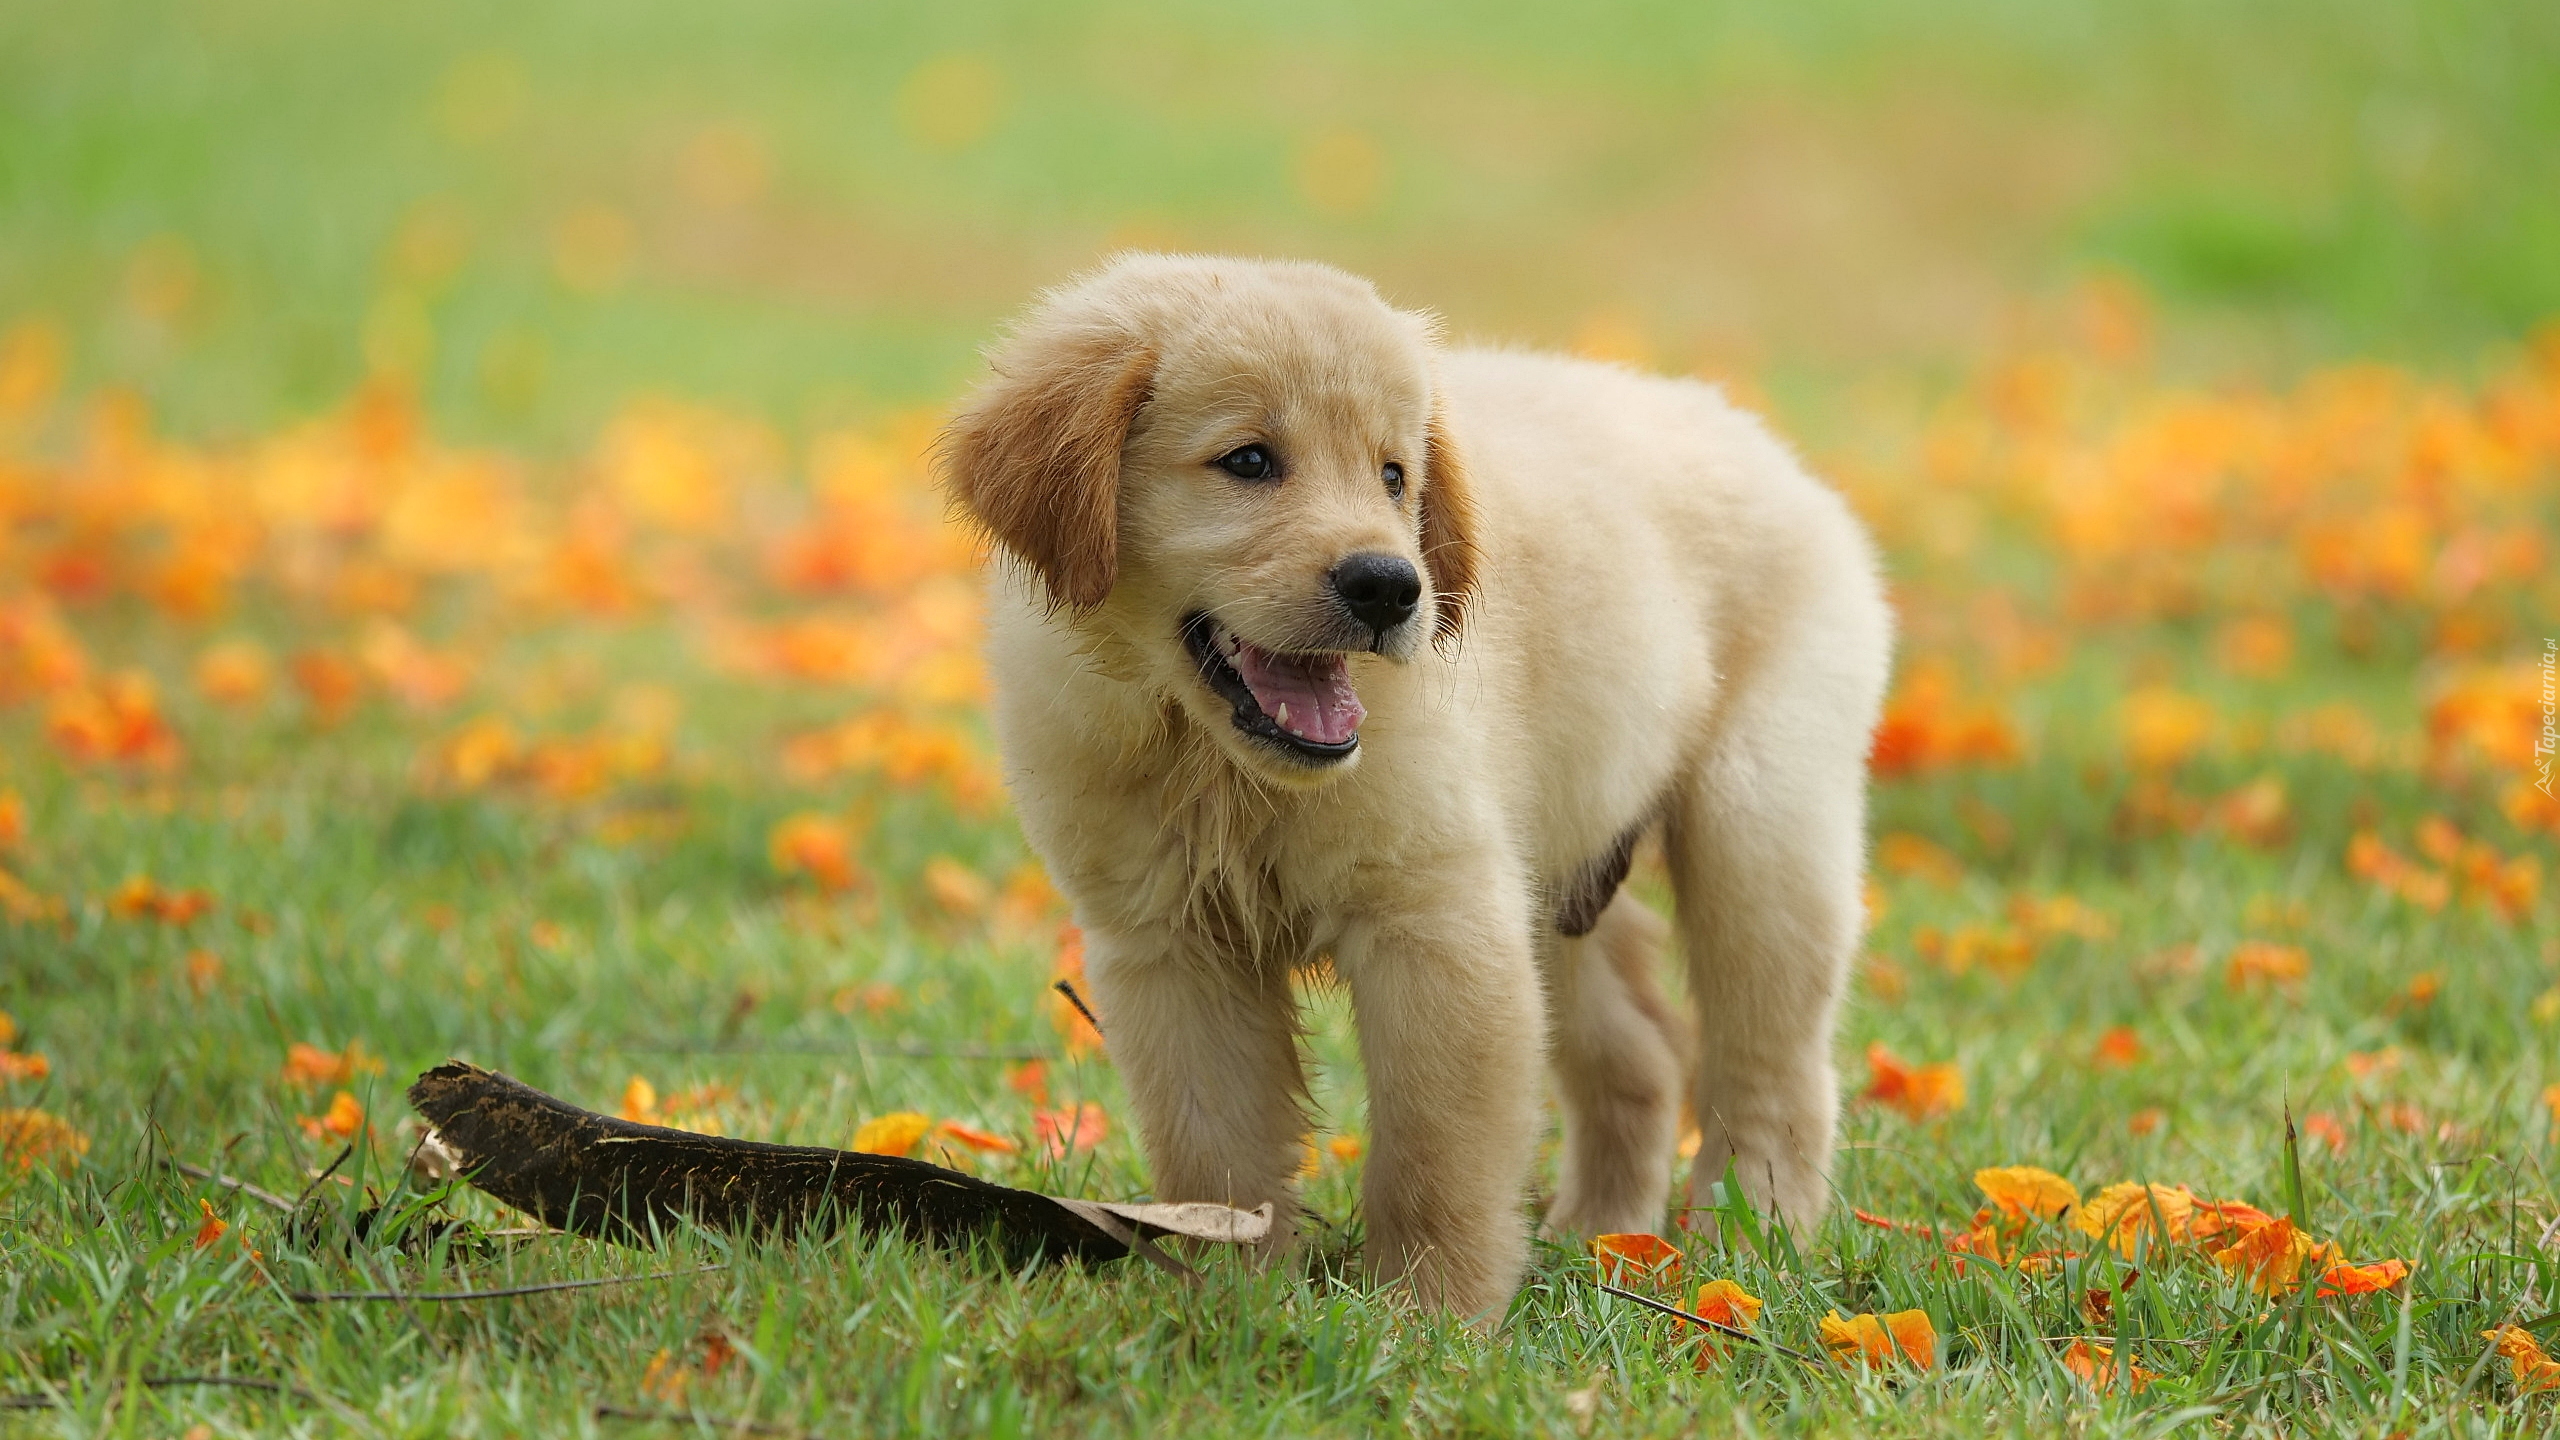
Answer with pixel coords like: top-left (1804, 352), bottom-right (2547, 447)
top-left (287, 1263), bottom-right (726, 1303)
top-left (1593, 1281), bottom-right (1822, 1363)
top-left (163, 1158), bottom-right (297, 1214)
top-left (1, 1374), bottom-right (317, 1411)
top-left (291, 1142), bottom-right (354, 1213)
top-left (594, 1402), bottom-right (806, 1436)
top-left (1053, 979), bottom-right (1104, 1039)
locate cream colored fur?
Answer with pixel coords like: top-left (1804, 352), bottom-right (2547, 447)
top-left (942, 254), bottom-right (1891, 1320)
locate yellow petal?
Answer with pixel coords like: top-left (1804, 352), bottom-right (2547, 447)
top-left (852, 1111), bottom-right (934, 1157)
top-left (1974, 1165), bottom-right (2080, 1221)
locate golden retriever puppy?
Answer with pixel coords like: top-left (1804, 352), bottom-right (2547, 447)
top-left (941, 254), bottom-right (1889, 1318)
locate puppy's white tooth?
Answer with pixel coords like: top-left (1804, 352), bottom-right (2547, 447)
top-left (1276, 702), bottom-right (1290, 728)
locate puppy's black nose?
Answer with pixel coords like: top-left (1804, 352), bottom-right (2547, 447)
top-left (1331, 553), bottom-right (1421, 633)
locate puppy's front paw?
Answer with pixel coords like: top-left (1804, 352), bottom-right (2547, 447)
top-left (1364, 1200), bottom-right (1529, 1325)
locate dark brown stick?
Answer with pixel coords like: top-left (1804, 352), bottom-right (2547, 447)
top-left (409, 1061), bottom-right (1131, 1265)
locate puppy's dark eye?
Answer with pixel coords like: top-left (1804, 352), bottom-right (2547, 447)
top-left (1382, 461), bottom-right (1406, 500)
top-left (1215, 445), bottom-right (1275, 481)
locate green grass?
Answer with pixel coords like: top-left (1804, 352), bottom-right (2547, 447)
top-left (3, 629), bottom-right (2556, 1435)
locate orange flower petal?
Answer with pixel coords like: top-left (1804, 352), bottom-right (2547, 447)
top-left (1032, 1102), bottom-right (1108, 1158)
top-left (1819, 1309), bottom-right (1935, 1369)
top-left (193, 1198), bottom-right (229, 1249)
top-left (934, 1119), bottom-right (1018, 1155)
top-left (2061, 1339), bottom-right (2154, 1393)
top-left (2318, 1258), bottom-right (2411, 1296)
top-left (1974, 1165), bottom-right (2079, 1222)
top-left (1589, 1232), bottom-right (1683, 1286)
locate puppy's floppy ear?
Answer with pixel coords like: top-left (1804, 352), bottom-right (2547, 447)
top-left (940, 327), bottom-right (1156, 610)
top-left (1419, 401), bottom-right (1480, 646)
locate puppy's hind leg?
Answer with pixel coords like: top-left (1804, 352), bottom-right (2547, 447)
top-left (1665, 596), bottom-right (1884, 1236)
top-left (1542, 890), bottom-right (1690, 1238)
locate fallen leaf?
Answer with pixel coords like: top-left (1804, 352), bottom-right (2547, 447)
top-left (410, 1062), bottom-right (1267, 1267)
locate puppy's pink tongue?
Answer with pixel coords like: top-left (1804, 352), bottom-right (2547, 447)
top-left (1232, 642), bottom-right (1365, 745)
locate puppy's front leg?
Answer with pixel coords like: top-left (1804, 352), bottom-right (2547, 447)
top-left (1081, 926), bottom-right (1311, 1242)
top-left (1338, 884), bottom-right (1545, 1320)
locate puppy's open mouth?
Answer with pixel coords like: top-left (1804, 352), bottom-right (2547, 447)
top-left (1181, 613), bottom-right (1365, 762)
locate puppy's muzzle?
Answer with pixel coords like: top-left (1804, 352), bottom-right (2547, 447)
top-left (1331, 553), bottom-right (1421, 637)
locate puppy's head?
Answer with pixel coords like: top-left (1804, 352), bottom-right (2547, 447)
top-left (941, 254), bottom-right (1477, 784)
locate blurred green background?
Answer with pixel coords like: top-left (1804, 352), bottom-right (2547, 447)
top-left (4, 0), bottom-right (2556, 443)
